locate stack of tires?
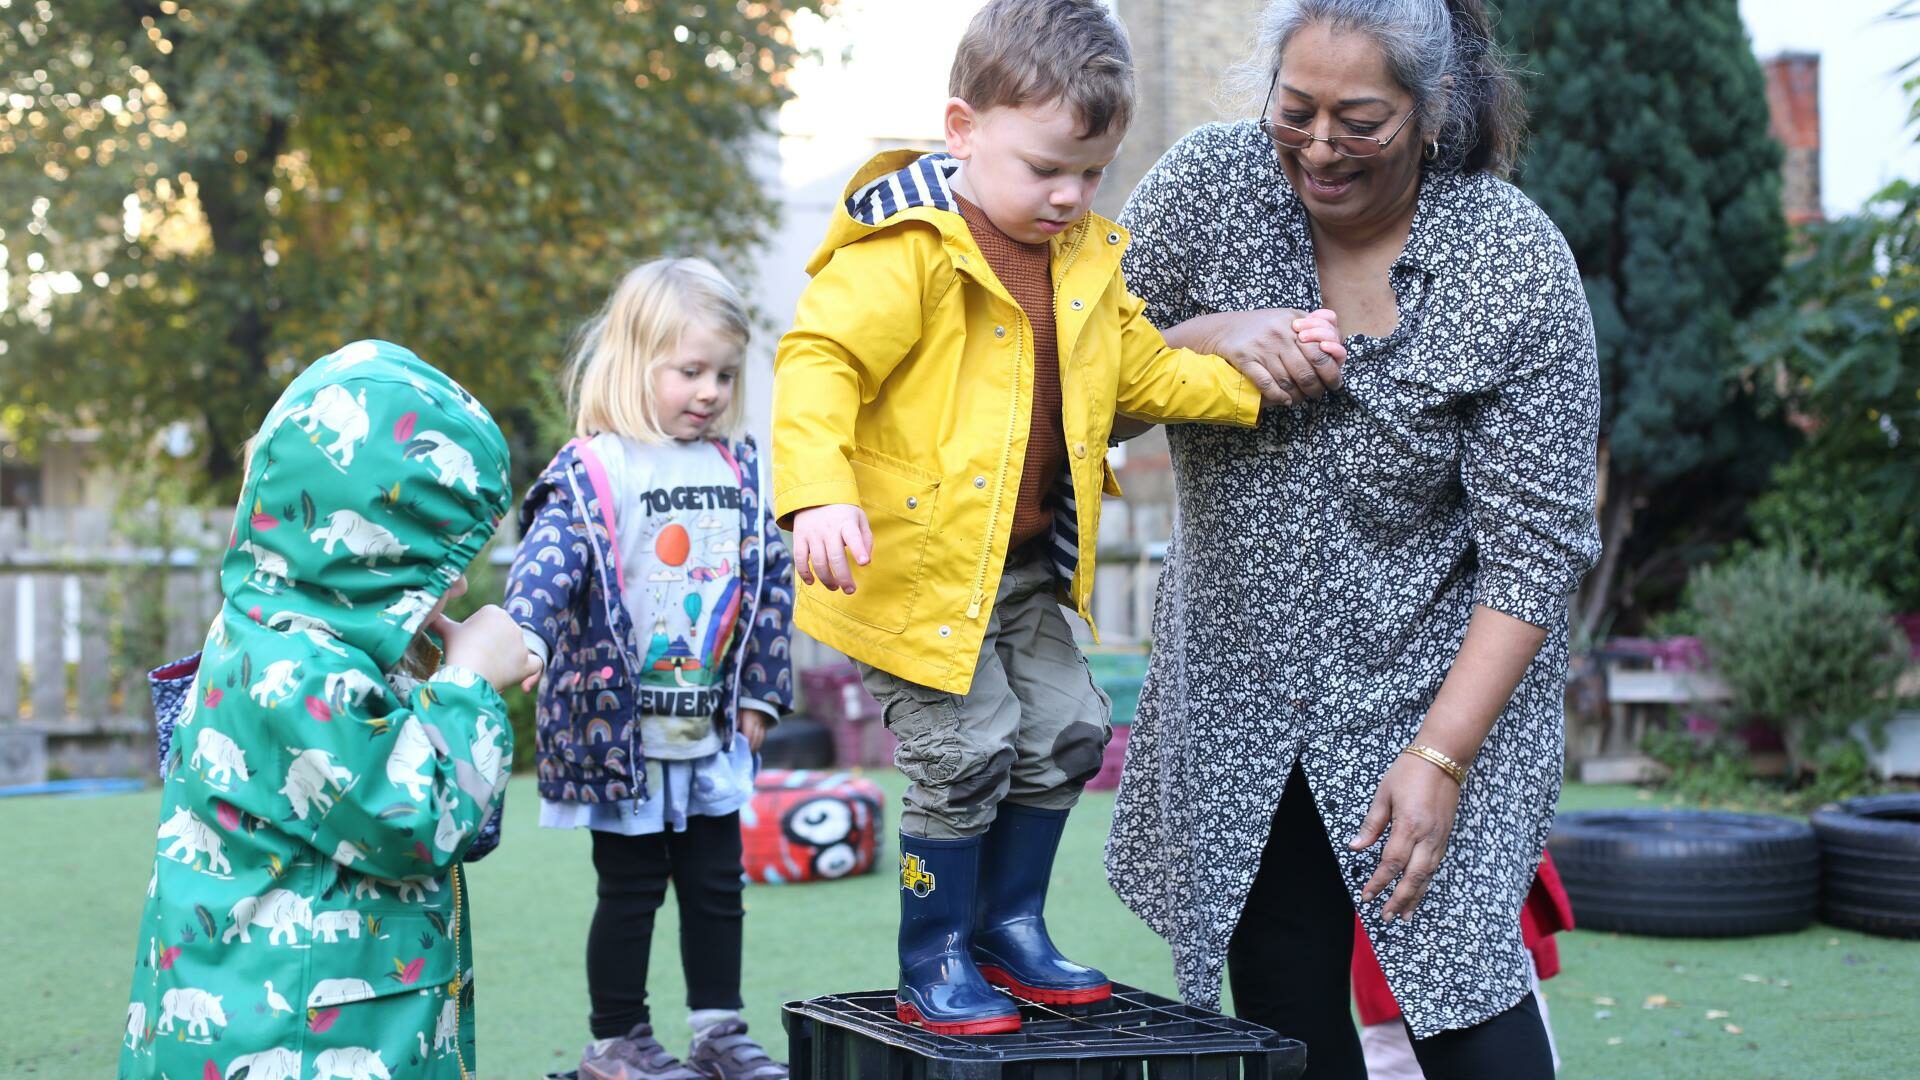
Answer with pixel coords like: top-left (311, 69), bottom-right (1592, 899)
top-left (1810, 794), bottom-right (1920, 938)
top-left (1549, 798), bottom-right (1920, 939)
top-left (1547, 810), bottom-right (1819, 937)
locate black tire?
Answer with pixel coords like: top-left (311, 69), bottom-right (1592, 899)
top-left (759, 715), bottom-right (837, 770)
top-left (1810, 793), bottom-right (1920, 938)
top-left (1547, 809), bottom-right (1819, 937)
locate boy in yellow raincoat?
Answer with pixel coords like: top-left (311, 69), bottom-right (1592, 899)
top-left (772, 0), bottom-right (1344, 1035)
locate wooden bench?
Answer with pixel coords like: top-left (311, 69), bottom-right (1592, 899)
top-left (1573, 661), bottom-right (1732, 784)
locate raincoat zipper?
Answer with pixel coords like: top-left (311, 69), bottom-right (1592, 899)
top-left (967, 317), bottom-right (1026, 620)
top-left (724, 455), bottom-right (765, 744)
top-left (452, 863), bottom-right (469, 1080)
top-left (1056, 225), bottom-right (1093, 621)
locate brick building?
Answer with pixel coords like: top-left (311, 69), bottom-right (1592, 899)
top-left (1762, 51), bottom-right (1824, 225)
top-left (1096, 0), bottom-right (1265, 523)
top-left (1105, 0), bottom-right (1267, 219)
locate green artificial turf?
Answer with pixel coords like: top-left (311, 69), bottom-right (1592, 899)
top-left (5, 774), bottom-right (1913, 1079)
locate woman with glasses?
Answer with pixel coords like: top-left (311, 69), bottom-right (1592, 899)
top-left (1103, 2), bottom-right (1599, 1077)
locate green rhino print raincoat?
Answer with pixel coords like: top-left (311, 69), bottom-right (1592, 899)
top-left (120, 341), bottom-right (514, 1080)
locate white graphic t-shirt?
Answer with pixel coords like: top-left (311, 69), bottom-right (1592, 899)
top-left (593, 432), bottom-right (747, 760)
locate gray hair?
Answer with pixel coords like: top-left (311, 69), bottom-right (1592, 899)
top-left (1228, 0), bottom-right (1524, 176)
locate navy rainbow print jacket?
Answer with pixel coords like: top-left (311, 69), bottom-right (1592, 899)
top-left (505, 435), bottom-right (794, 804)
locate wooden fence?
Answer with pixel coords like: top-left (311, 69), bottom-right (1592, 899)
top-left (1, 561), bottom-right (221, 782)
top-left (1, 506), bottom-right (234, 782)
top-left (0, 500), bottom-right (1168, 786)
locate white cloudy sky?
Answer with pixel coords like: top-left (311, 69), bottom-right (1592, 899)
top-left (779, 0), bottom-right (1919, 217)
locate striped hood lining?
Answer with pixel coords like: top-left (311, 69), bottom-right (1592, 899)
top-left (845, 153), bottom-right (961, 225)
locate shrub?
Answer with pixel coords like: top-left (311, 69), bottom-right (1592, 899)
top-left (1683, 548), bottom-right (1909, 773)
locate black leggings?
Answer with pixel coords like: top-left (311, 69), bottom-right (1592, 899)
top-left (1227, 765), bottom-right (1554, 1080)
top-left (587, 813), bottom-right (746, 1038)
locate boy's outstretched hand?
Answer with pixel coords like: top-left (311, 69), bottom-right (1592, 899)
top-left (435, 606), bottom-right (544, 693)
top-left (791, 503), bottom-right (872, 594)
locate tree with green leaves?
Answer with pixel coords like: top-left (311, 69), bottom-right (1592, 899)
top-left (1494, 0), bottom-right (1789, 637)
top-left (1740, 21), bottom-right (1920, 612)
top-left (1, 0), bottom-right (822, 488)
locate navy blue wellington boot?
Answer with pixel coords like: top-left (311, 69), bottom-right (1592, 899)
top-left (896, 832), bottom-right (1022, 1034)
top-left (971, 803), bottom-right (1112, 1005)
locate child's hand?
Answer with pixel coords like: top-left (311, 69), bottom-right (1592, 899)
top-left (435, 606), bottom-right (544, 692)
top-left (792, 503), bottom-right (872, 595)
top-left (1292, 308), bottom-right (1346, 368)
top-left (1210, 307), bottom-right (1347, 407)
top-left (519, 652), bottom-right (545, 694)
top-left (739, 709), bottom-right (770, 752)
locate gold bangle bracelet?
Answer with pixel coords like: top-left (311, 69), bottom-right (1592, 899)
top-left (1403, 743), bottom-right (1468, 786)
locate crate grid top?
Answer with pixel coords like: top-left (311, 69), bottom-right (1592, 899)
top-left (784, 984), bottom-right (1302, 1064)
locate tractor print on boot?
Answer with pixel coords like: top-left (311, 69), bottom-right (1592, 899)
top-left (894, 833), bottom-right (1021, 1035)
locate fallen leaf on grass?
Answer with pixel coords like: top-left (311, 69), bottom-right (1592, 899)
top-left (1594, 996), bottom-right (1617, 1006)
top-left (1740, 973), bottom-right (1766, 983)
top-left (1724, 1024), bottom-right (1743, 1035)
top-left (1643, 994), bottom-right (1672, 1009)
top-left (1607, 1037), bottom-right (1624, 1046)
top-left (1595, 1010), bottom-right (1613, 1020)
top-left (1706, 1010), bottom-right (1731, 1020)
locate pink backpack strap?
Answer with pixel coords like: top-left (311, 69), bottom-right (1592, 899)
top-left (710, 438), bottom-right (744, 486)
top-left (566, 437), bottom-right (627, 595)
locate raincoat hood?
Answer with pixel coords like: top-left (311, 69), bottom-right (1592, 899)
top-left (224, 339), bottom-right (513, 672)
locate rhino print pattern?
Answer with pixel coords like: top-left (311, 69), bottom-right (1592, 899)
top-left (120, 341), bottom-right (515, 1078)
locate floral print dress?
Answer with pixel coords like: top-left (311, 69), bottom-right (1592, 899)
top-left (1102, 122), bottom-right (1602, 1038)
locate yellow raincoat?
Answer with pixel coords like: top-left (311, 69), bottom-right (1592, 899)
top-left (773, 150), bottom-right (1259, 693)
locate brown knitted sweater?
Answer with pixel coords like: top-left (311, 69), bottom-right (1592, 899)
top-left (956, 195), bottom-right (1066, 551)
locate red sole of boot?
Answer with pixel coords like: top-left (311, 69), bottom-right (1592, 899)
top-left (895, 999), bottom-right (1022, 1035)
top-left (976, 967), bottom-right (1112, 1006)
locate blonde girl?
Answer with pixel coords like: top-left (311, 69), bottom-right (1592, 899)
top-left (505, 258), bottom-right (795, 1080)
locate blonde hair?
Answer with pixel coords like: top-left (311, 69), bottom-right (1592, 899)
top-left (566, 257), bottom-right (751, 443)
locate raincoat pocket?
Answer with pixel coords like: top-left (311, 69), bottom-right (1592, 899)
top-left (835, 453), bottom-right (940, 634)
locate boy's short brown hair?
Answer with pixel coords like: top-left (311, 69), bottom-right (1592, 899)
top-left (950, 0), bottom-right (1135, 138)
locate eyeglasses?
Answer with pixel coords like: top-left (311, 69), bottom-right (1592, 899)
top-left (1258, 72), bottom-right (1416, 160)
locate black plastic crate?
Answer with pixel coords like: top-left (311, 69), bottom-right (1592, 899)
top-left (782, 984), bottom-right (1306, 1080)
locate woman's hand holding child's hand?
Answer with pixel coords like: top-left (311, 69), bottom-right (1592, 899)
top-left (1213, 307), bottom-right (1347, 407)
top-left (434, 606), bottom-right (544, 693)
top-left (791, 503), bottom-right (873, 595)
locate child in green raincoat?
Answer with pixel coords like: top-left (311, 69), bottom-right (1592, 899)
top-left (119, 340), bottom-right (541, 1079)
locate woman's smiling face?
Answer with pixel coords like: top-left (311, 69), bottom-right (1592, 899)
top-left (1268, 22), bottom-right (1428, 234)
